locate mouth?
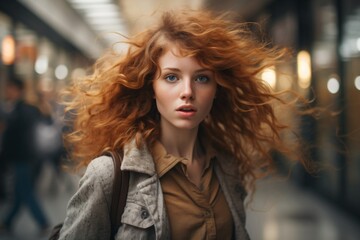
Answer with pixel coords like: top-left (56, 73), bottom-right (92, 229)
top-left (176, 106), bottom-right (197, 112)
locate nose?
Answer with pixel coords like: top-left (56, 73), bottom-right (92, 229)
top-left (180, 79), bottom-right (194, 100)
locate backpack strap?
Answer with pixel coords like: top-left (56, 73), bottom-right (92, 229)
top-left (105, 150), bottom-right (130, 239)
top-left (48, 151), bottom-right (130, 240)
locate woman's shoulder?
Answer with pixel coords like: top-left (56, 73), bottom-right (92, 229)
top-left (88, 155), bottom-right (114, 172)
top-left (59, 155), bottom-right (115, 239)
top-left (82, 155), bottom-right (115, 200)
top-left (86, 155), bottom-right (115, 179)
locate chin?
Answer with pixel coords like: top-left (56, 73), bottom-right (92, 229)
top-left (161, 118), bottom-right (202, 131)
top-left (173, 122), bottom-right (200, 130)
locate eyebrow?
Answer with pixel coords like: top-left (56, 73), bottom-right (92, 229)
top-left (162, 67), bottom-right (212, 73)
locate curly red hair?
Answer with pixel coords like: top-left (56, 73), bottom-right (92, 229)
top-left (63, 9), bottom-right (309, 190)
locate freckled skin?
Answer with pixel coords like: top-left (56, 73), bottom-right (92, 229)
top-left (153, 46), bottom-right (217, 134)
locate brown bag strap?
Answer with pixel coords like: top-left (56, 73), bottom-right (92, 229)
top-left (48, 151), bottom-right (129, 240)
top-left (106, 150), bottom-right (129, 239)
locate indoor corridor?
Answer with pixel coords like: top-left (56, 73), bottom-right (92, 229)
top-left (0, 163), bottom-right (359, 240)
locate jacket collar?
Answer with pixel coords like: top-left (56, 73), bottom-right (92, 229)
top-left (121, 136), bottom-right (218, 177)
top-left (121, 139), bottom-right (156, 176)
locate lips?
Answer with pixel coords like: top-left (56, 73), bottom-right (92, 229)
top-left (176, 105), bottom-right (197, 112)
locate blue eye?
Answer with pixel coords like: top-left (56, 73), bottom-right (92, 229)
top-left (196, 75), bottom-right (210, 83)
top-left (165, 74), bottom-right (178, 82)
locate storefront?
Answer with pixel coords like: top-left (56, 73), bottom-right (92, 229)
top-left (260, 0), bottom-right (360, 218)
top-left (341, 0), bottom-right (360, 216)
top-left (0, 1), bottom-right (94, 103)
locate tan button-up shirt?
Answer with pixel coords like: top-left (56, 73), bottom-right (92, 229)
top-left (152, 141), bottom-right (234, 240)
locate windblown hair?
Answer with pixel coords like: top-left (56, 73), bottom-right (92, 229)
top-left (63, 9), bottom-right (310, 190)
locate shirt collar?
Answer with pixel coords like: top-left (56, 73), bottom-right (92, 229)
top-left (152, 141), bottom-right (181, 178)
top-left (152, 140), bottom-right (217, 178)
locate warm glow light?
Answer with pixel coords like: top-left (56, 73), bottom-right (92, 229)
top-left (263, 220), bottom-right (279, 240)
top-left (297, 50), bottom-right (312, 89)
top-left (2, 35), bottom-right (15, 65)
top-left (35, 55), bottom-right (49, 74)
top-left (354, 76), bottom-right (360, 90)
top-left (278, 74), bottom-right (292, 90)
top-left (327, 77), bottom-right (340, 94)
top-left (71, 68), bottom-right (86, 80)
top-left (55, 65), bottom-right (68, 80)
top-left (261, 67), bottom-right (277, 89)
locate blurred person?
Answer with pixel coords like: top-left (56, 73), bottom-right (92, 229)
top-left (0, 101), bottom-right (8, 202)
top-left (56, 9), bottom-right (312, 239)
top-left (0, 77), bottom-right (50, 235)
top-left (35, 87), bottom-right (69, 195)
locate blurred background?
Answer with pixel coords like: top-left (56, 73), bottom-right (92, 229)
top-left (0, 0), bottom-right (359, 239)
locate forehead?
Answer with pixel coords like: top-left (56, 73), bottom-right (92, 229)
top-left (158, 45), bottom-right (203, 69)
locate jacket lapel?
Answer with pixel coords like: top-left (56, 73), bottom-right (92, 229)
top-left (137, 175), bottom-right (170, 240)
top-left (120, 139), bottom-right (170, 239)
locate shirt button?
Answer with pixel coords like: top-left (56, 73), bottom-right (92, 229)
top-left (140, 208), bottom-right (149, 219)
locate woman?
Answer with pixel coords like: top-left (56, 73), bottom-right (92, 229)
top-left (58, 9), bottom-right (308, 240)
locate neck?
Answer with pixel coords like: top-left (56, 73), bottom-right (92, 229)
top-left (159, 125), bottom-right (201, 163)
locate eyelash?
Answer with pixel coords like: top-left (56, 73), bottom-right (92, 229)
top-left (163, 74), bottom-right (211, 83)
top-left (164, 74), bottom-right (178, 82)
top-left (195, 75), bottom-right (210, 83)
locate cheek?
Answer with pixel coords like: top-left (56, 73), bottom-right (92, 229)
top-left (153, 83), bottom-right (161, 100)
top-left (205, 97), bottom-right (215, 112)
top-left (154, 87), bottom-right (168, 103)
top-left (153, 80), bottom-right (168, 99)
top-left (153, 86), bottom-right (171, 113)
top-left (204, 86), bottom-right (217, 100)
top-left (201, 89), bottom-right (217, 111)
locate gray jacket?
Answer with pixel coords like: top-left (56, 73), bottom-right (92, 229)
top-left (59, 141), bottom-right (250, 240)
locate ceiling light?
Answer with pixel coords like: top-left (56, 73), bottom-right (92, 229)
top-left (68, 0), bottom-right (112, 4)
top-left (71, 3), bottom-right (118, 10)
top-left (84, 11), bottom-right (120, 18)
top-left (67, 0), bottom-right (128, 46)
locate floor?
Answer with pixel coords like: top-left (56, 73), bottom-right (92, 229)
top-left (0, 163), bottom-right (359, 240)
top-left (246, 178), bottom-right (360, 240)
